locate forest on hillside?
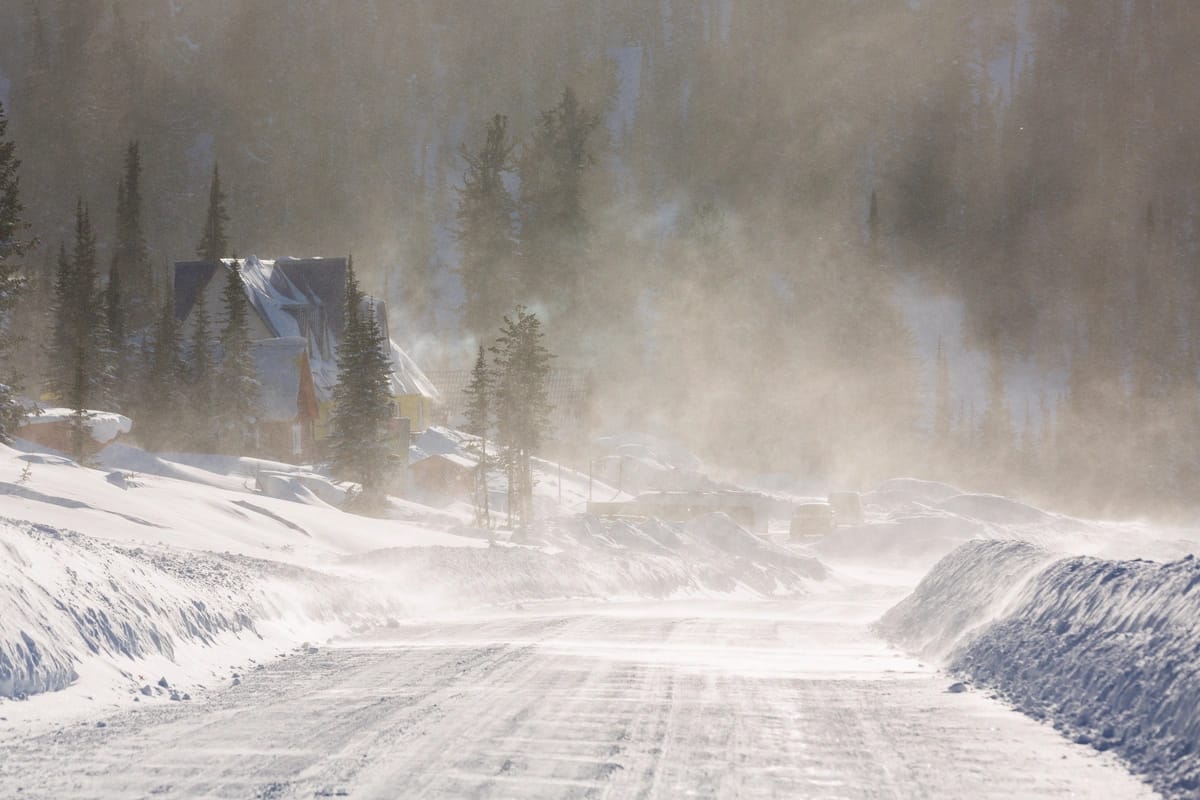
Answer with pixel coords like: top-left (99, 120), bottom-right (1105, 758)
top-left (1, 1), bottom-right (1200, 516)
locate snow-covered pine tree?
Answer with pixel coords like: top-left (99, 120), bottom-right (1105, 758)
top-left (462, 344), bottom-right (493, 527)
top-left (456, 114), bottom-right (517, 341)
top-left (0, 100), bottom-right (33, 442)
top-left (490, 305), bottom-right (554, 528)
top-left (196, 163), bottom-right (230, 262)
top-left (330, 258), bottom-right (394, 499)
top-left (215, 259), bottom-right (259, 454)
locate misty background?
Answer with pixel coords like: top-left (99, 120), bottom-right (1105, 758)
top-left (1, 0), bottom-right (1198, 517)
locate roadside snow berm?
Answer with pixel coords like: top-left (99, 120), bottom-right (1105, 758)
top-left (879, 540), bottom-right (1200, 799)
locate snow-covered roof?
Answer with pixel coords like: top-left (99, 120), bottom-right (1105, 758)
top-left (389, 340), bottom-right (440, 401)
top-left (21, 409), bottom-right (133, 443)
top-left (175, 256), bottom-right (438, 403)
top-left (409, 426), bottom-right (480, 466)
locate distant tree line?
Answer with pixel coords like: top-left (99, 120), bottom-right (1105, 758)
top-left (0, 116), bottom-right (261, 460)
top-left (6, 4), bottom-right (1200, 516)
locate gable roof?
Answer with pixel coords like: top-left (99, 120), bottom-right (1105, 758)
top-left (174, 255), bottom-right (439, 404)
top-left (173, 260), bottom-right (220, 322)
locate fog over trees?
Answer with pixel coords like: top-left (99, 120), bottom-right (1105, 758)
top-left (1, 1), bottom-right (1199, 515)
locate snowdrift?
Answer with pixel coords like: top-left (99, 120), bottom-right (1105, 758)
top-left (818, 477), bottom-right (1173, 570)
top-left (0, 518), bottom-right (262, 698)
top-left (345, 513), bottom-right (824, 610)
top-left (0, 441), bottom-right (826, 708)
top-left (880, 539), bottom-right (1200, 798)
top-left (875, 540), bottom-right (1052, 660)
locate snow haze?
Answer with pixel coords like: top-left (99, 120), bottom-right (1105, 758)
top-left (1, 3), bottom-right (1198, 798)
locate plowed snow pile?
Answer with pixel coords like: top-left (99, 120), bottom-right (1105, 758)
top-left (879, 538), bottom-right (1200, 799)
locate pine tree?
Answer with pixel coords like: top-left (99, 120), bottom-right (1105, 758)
top-left (518, 88), bottom-right (599, 316)
top-left (185, 290), bottom-right (217, 450)
top-left (490, 305), bottom-right (554, 527)
top-left (48, 200), bottom-right (108, 458)
top-left (0, 100), bottom-right (33, 442)
top-left (103, 262), bottom-right (126, 409)
top-left (138, 285), bottom-right (184, 452)
top-left (215, 259), bottom-right (260, 454)
top-left (462, 344), bottom-right (493, 527)
top-left (456, 114), bottom-right (518, 341)
top-left (110, 141), bottom-right (153, 331)
top-left (196, 163), bottom-right (230, 262)
top-left (330, 259), bottom-right (394, 499)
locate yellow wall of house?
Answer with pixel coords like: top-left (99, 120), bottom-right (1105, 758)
top-left (315, 394), bottom-right (432, 441)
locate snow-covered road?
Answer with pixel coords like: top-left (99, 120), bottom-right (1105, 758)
top-left (0, 582), bottom-right (1155, 799)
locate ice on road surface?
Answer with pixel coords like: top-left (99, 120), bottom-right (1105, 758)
top-left (0, 579), bottom-right (1154, 799)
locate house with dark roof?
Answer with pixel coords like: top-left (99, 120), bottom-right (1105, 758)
top-left (174, 256), bottom-right (440, 462)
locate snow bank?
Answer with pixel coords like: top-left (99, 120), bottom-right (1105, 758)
top-left (953, 554), bottom-right (1200, 798)
top-left (819, 478), bottom-right (1150, 571)
top-left (21, 408), bottom-right (132, 443)
top-left (862, 478), bottom-right (962, 511)
top-left (881, 539), bottom-right (1200, 798)
top-left (874, 540), bottom-right (1052, 660)
top-left (935, 493), bottom-right (1051, 526)
top-left (0, 518), bottom-right (260, 698)
top-left (348, 512), bottom-right (825, 605)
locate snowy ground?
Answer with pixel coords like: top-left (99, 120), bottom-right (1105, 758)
top-left (1, 433), bottom-right (1192, 797)
top-left (0, 438), bottom-right (820, 721)
top-left (0, 580), bottom-right (1155, 800)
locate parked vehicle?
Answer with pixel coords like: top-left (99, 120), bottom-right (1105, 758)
top-left (789, 503), bottom-right (834, 539)
top-left (828, 491), bottom-right (864, 526)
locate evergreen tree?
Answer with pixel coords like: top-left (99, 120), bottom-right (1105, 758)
top-left (48, 200), bottom-right (108, 458)
top-left (0, 100), bottom-right (33, 442)
top-left (518, 88), bottom-right (599, 317)
top-left (215, 259), bottom-right (259, 454)
top-left (196, 163), bottom-right (230, 262)
top-left (456, 114), bottom-right (518, 341)
top-left (330, 258), bottom-right (394, 498)
top-left (138, 285), bottom-right (184, 452)
top-left (462, 344), bottom-right (493, 527)
top-left (186, 290), bottom-right (217, 450)
top-left (490, 305), bottom-right (554, 527)
top-left (103, 262), bottom-right (126, 409)
top-left (110, 141), bottom-right (153, 331)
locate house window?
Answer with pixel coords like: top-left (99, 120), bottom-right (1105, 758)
top-left (292, 423), bottom-right (302, 456)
